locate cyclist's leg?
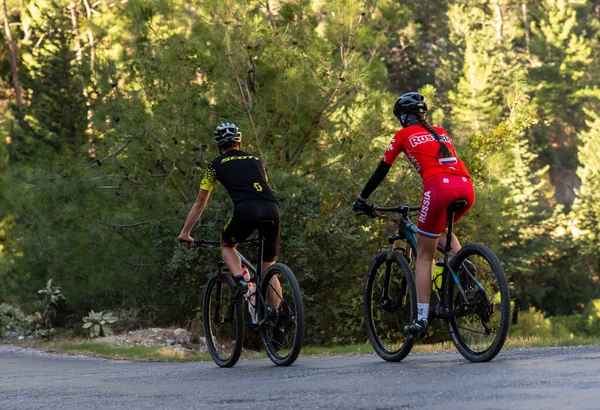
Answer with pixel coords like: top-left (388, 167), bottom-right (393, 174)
top-left (438, 228), bottom-right (461, 254)
top-left (415, 235), bottom-right (438, 304)
top-left (409, 177), bottom-right (452, 333)
top-left (221, 205), bottom-right (256, 284)
top-left (261, 203), bottom-right (280, 273)
top-left (220, 239), bottom-right (242, 276)
top-left (261, 202), bottom-right (282, 306)
top-left (415, 178), bottom-right (450, 304)
top-left (437, 176), bottom-right (475, 255)
top-left (405, 233), bottom-right (439, 334)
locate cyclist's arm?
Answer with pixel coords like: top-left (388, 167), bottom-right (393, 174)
top-left (359, 132), bottom-right (403, 199)
top-left (359, 160), bottom-right (392, 200)
top-left (179, 189), bottom-right (211, 238)
top-left (179, 163), bottom-right (216, 239)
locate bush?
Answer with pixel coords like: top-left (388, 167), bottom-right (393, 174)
top-left (583, 299), bottom-right (600, 336)
top-left (511, 306), bottom-right (599, 338)
top-left (0, 303), bottom-right (25, 336)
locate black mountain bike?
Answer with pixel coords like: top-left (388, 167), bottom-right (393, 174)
top-left (194, 222), bottom-right (304, 367)
top-left (360, 200), bottom-right (511, 363)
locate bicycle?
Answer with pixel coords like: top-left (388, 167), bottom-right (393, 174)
top-left (194, 221), bottom-right (305, 367)
top-left (360, 200), bottom-right (511, 362)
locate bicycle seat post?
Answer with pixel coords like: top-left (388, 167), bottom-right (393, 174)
top-left (217, 260), bottom-right (225, 280)
top-left (256, 220), bottom-right (275, 277)
top-left (444, 200), bottom-right (468, 264)
top-left (443, 214), bottom-right (454, 268)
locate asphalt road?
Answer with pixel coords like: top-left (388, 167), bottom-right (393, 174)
top-left (1, 344), bottom-right (599, 409)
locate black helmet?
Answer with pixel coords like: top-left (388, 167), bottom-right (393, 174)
top-left (213, 123), bottom-right (242, 145)
top-left (393, 92), bottom-right (428, 120)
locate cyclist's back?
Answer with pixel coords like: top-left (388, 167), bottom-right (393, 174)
top-left (201, 149), bottom-right (277, 205)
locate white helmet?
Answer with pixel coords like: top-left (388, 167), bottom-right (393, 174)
top-left (213, 123), bottom-right (242, 145)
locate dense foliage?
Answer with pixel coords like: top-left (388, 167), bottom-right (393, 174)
top-left (1, 0), bottom-right (599, 344)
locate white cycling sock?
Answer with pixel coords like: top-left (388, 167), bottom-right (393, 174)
top-left (417, 303), bottom-right (429, 322)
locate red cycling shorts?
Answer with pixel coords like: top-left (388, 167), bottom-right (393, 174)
top-left (417, 175), bottom-right (475, 238)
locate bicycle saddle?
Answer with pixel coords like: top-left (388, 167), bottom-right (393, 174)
top-left (447, 200), bottom-right (468, 213)
top-left (259, 220), bottom-right (275, 227)
top-left (257, 220), bottom-right (275, 236)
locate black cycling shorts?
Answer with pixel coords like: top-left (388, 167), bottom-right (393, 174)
top-left (221, 199), bottom-right (280, 262)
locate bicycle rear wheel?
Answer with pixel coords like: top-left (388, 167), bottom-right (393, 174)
top-left (258, 263), bottom-right (304, 366)
top-left (203, 274), bottom-right (244, 367)
top-left (445, 243), bottom-right (510, 362)
top-left (364, 251), bottom-right (416, 362)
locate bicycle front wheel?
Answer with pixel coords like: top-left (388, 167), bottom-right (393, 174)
top-left (364, 251), bottom-right (417, 362)
top-left (258, 263), bottom-right (304, 366)
top-left (203, 274), bottom-right (244, 367)
top-left (445, 243), bottom-right (511, 362)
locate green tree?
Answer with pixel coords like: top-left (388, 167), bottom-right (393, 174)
top-left (444, 1), bottom-right (528, 140)
top-left (528, 0), bottom-right (595, 205)
top-left (570, 108), bottom-right (600, 291)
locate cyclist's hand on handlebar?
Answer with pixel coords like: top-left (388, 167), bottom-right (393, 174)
top-left (352, 196), bottom-right (376, 218)
top-left (177, 233), bottom-right (194, 248)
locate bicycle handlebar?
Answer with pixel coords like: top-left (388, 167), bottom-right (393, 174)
top-left (373, 205), bottom-right (421, 213)
top-left (192, 239), bottom-right (221, 248)
top-left (191, 237), bottom-right (261, 248)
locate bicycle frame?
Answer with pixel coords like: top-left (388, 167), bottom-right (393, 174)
top-left (378, 207), bottom-right (419, 302)
top-left (195, 227), bottom-right (275, 329)
top-left (373, 204), bottom-right (485, 320)
top-left (236, 237), bottom-right (274, 328)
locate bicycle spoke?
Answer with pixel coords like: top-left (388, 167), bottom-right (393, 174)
top-left (457, 324), bottom-right (492, 336)
top-left (267, 280), bottom-right (284, 304)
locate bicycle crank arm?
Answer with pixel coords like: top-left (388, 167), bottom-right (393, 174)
top-left (434, 306), bottom-right (471, 319)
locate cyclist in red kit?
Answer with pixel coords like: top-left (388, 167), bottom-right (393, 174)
top-left (352, 92), bottom-right (475, 335)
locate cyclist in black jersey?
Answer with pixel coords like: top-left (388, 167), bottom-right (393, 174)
top-left (178, 123), bottom-right (281, 299)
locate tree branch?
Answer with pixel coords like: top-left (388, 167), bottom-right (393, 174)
top-left (226, 32), bottom-right (265, 164)
top-left (109, 216), bottom-right (185, 230)
top-left (85, 138), bottom-right (132, 169)
top-left (143, 127), bottom-right (167, 147)
top-left (289, 4), bottom-right (367, 164)
top-left (3, 0), bottom-right (23, 117)
top-left (258, 0), bottom-right (275, 29)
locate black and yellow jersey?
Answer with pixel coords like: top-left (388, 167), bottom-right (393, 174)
top-left (200, 149), bottom-right (277, 205)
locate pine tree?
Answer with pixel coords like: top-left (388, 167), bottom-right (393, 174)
top-left (571, 110), bottom-right (600, 271)
top-left (443, 1), bottom-right (528, 140)
top-left (528, 0), bottom-right (594, 205)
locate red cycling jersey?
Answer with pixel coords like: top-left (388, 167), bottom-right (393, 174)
top-left (381, 125), bottom-right (471, 182)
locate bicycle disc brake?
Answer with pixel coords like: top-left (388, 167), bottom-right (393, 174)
top-left (472, 290), bottom-right (494, 335)
top-left (379, 296), bottom-right (400, 312)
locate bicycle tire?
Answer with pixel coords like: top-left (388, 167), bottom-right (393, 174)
top-left (445, 243), bottom-right (511, 362)
top-left (258, 263), bottom-right (304, 366)
top-left (364, 250), bottom-right (417, 362)
top-left (203, 274), bottom-right (244, 367)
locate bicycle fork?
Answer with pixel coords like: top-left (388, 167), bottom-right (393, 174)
top-left (381, 240), bottom-right (408, 309)
top-left (214, 260), bottom-right (236, 324)
top-left (214, 261), bottom-right (225, 324)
